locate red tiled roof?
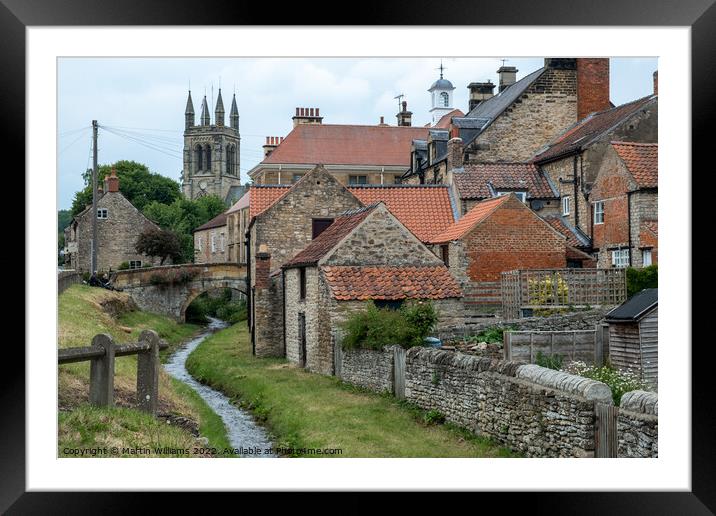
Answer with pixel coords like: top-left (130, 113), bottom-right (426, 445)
top-left (542, 216), bottom-right (590, 249)
top-left (434, 109), bottom-right (465, 129)
top-left (321, 266), bottom-right (462, 300)
top-left (248, 183), bottom-right (454, 242)
top-left (260, 124), bottom-right (429, 167)
top-left (533, 95), bottom-right (656, 163)
top-left (454, 162), bottom-right (556, 200)
top-left (612, 141), bottom-right (658, 188)
top-left (249, 185), bottom-right (290, 219)
top-left (348, 186), bottom-right (454, 242)
top-left (428, 195), bottom-right (510, 244)
top-left (193, 212), bottom-right (227, 232)
top-left (282, 205), bottom-right (377, 268)
top-left (227, 190), bottom-right (250, 214)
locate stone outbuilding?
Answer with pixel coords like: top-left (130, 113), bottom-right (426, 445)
top-left (281, 203), bottom-right (463, 375)
top-left (589, 142), bottom-right (658, 268)
top-left (64, 169), bottom-right (164, 272)
top-left (193, 212), bottom-right (228, 264)
top-left (428, 193), bottom-right (567, 317)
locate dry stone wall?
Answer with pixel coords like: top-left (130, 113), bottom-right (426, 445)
top-left (339, 346), bottom-right (396, 393)
top-left (618, 390), bottom-right (658, 458)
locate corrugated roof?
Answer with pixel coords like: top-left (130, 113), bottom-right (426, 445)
top-left (612, 141), bottom-right (658, 189)
top-left (259, 123), bottom-right (429, 167)
top-left (428, 195), bottom-right (511, 244)
top-left (454, 162), bottom-right (556, 200)
top-left (321, 265), bottom-right (462, 300)
top-left (606, 288), bottom-right (658, 321)
top-left (193, 212), bottom-right (227, 232)
top-left (533, 95), bottom-right (656, 163)
top-left (282, 205), bottom-right (378, 268)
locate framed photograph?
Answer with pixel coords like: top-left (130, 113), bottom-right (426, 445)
top-left (8, 0), bottom-right (710, 510)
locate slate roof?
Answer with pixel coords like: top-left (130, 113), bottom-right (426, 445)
top-left (453, 162), bottom-right (557, 200)
top-left (227, 190), bottom-right (250, 214)
top-left (542, 215), bottom-right (591, 249)
top-left (428, 195), bottom-right (511, 244)
top-left (605, 288), bottom-right (658, 322)
top-left (259, 124), bottom-right (429, 168)
top-left (612, 141), bottom-right (658, 189)
top-left (533, 95), bottom-right (657, 163)
top-left (247, 183), bottom-right (454, 242)
top-left (193, 212), bottom-right (227, 232)
top-left (282, 205), bottom-right (378, 268)
top-left (225, 184), bottom-right (249, 205)
top-left (321, 265), bottom-right (462, 300)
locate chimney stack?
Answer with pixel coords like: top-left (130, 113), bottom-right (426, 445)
top-left (105, 167), bottom-right (119, 193)
top-left (497, 65), bottom-right (518, 92)
top-left (255, 244), bottom-right (271, 289)
top-left (378, 116), bottom-right (387, 126)
top-left (467, 81), bottom-right (496, 111)
top-left (396, 100), bottom-right (413, 127)
top-left (576, 58), bottom-right (610, 120)
top-left (292, 107), bottom-right (323, 127)
top-left (653, 70), bottom-right (658, 95)
top-left (262, 136), bottom-right (284, 157)
top-left (446, 137), bottom-right (464, 171)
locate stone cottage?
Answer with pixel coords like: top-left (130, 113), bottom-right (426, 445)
top-left (193, 211), bottom-right (228, 264)
top-left (427, 193), bottom-right (567, 316)
top-left (64, 169), bottom-right (164, 272)
top-left (246, 165), bottom-right (457, 358)
top-left (225, 190), bottom-right (250, 265)
top-left (281, 203), bottom-right (463, 375)
top-left (589, 142), bottom-right (658, 268)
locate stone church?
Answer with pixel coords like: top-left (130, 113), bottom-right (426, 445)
top-left (182, 89), bottom-right (242, 202)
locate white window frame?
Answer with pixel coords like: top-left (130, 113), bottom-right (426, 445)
top-left (562, 196), bottom-right (571, 216)
top-left (129, 260), bottom-right (142, 269)
top-left (220, 233), bottom-right (225, 252)
top-left (211, 233), bottom-right (216, 253)
top-left (611, 249), bottom-right (630, 268)
top-left (196, 235), bottom-right (202, 251)
top-left (594, 201), bottom-right (604, 224)
top-left (642, 248), bottom-right (653, 267)
top-left (97, 208), bottom-right (108, 219)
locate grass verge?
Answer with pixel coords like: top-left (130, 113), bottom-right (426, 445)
top-left (58, 284), bottom-right (232, 457)
top-left (186, 324), bottom-right (517, 458)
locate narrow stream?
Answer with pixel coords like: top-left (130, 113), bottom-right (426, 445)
top-left (164, 317), bottom-right (276, 458)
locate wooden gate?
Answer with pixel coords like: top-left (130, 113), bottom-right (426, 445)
top-left (393, 346), bottom-right (406, 400)
top-left (595, 402), bottom-right (619, 458)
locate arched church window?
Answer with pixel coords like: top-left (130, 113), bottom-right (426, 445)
top-left (205, 145), bottom-right (212, 170)
top-left (440, 91), bottom-right (449, 107)
top-left (195, 145), bottom-right (203, 171)
top-left (226, 145), bottom-right (234, 175)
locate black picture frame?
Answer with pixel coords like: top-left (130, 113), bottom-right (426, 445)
top-left (6, 0), bottom-right (710, 510)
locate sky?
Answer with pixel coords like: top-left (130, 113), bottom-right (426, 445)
top-left (57, 57), bottom-right (658, 210)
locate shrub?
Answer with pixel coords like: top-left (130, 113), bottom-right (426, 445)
top-left (423, 410), bottom-right (446, 425)
top-left (626, 264), bottom-right (658, 298)
top-left (528, 273), bottom-right (569, 305)
top-left (465, 325), bottom-right (512, 345)
top-left (535, 351), bottom-right (563, 370)
top-left (562, 361), bottom-right (647, 405)
top-left (117, 261), bottom-right (130, 270)
top-left (148, 268), bottom-right (199, 287)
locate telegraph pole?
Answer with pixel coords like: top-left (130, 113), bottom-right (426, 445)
top-left (91, 120), bottom-right (98, 274)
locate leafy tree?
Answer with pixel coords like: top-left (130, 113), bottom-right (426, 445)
top-left (58, 209), bottom-right (73, 233)
top-left (135, 228), bottom-right (183, 265)
top-left (71, 160), bottom-right (181, 216)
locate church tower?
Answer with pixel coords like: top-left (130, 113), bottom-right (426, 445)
top-left (428, 63), bottom-right (456, 125)
top-left (182, 89), bottom-right (241, 201)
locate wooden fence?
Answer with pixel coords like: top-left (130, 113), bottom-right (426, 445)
top-left (503, 328), bottom-right (605, 366)
top-left (58, 270), bottom-right (82, 295)
top-left (58, 330), bottom-right (167, 414)
top-left (501, 268), bottom-right (627, 319)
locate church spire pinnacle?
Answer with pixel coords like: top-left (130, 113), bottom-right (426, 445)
top-left (184, 90), bottom-right (195, 130)
top-left (200, 95), bottom-right (210, 126)
top-left (215, 88), bottom-right (225, 126)
top-left (230, 93), bottom-right (239, 131)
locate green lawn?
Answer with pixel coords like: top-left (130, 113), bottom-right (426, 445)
top-left (186, 324), bottom-right (518, 458)
top-left (58, 284), bottom-right (232, 457)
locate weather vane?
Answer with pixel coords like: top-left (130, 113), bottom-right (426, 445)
top-left (436, 60), bottom-right (446, 79)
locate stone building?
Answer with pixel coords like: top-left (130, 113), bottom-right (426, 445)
top-left (247, 107), bottom-right (429, 186)
top-left (225, 190), bottom-right (250, 264)
top-left (532, 93), bottom-right (658, 239)
top-left (428, 194), bottom-right (567, 315)
top-left (281, 203), bottom-right (463, 375)
top-left (193, 212), bottom-right (228, 264)
top-left (246, 165), bottom-right (457, 357)
top-left (589, 142), bottom-right (658, 268)
top-left (64, 169), bottom-right (164, 272)
top-left (181, 89), bottom-right (242, 202)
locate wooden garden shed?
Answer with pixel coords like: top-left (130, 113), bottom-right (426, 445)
top-left (604, 288), bottom-right (658, 389)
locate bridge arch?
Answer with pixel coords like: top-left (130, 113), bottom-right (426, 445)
top-left (179, 284), bottom-right (248, 322)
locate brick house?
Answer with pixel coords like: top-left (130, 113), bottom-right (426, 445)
top-left (247, 107), bottom-right (429, 186)
top-left (281, 203), bottom-right (462, 375)
top-left (428, 194), bottom-right (567, 315)
top-left (590, 142), bottom-right (658, 268)
top-left (533, 94), bottom-right (658, 239)
top-left (247, 165), bottom-right (456, 358)
top-left (403, 58), bottom-right (612, 184)
top-left (64, 169), bottom-right (164, 272)
top-left (193, 212), bottom-right (228, 264)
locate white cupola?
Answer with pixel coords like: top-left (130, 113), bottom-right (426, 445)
top-left (428, 62), bottom-right (456, 125)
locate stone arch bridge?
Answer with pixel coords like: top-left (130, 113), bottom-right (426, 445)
top-left (112, 263), bottom-right (247, 321)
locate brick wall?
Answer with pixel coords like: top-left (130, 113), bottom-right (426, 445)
top-left (577, 58), bottom-right (610, 120)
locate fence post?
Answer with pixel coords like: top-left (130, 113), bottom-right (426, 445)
top-left (136, 330), bottom-right (161, 414)
top-left (89, 334), bottom-right (115, 408)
